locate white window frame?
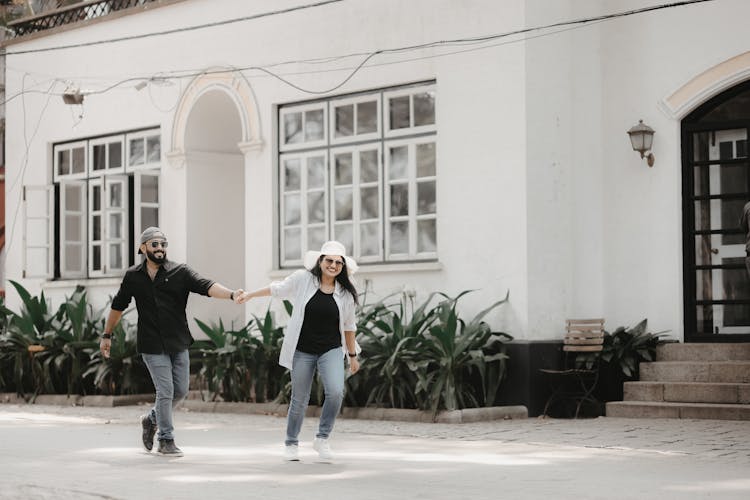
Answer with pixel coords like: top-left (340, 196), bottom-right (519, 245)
top-left (23, 185), bottom-right (54, 279)
top-left (279, 150), bottom-right (330, 266)
top-left (330, 144), bottom-right (383, 263)
top-left (125, 129), bottom-right (161, 172)
top-left (329, 94), bottom-right (382, 145)
top-left (88, 177), bottom-right (104, 277)
top-left (134, 170), bottom-right (161, 262)
top-left (279, 102), bottom-right (328, 152)
top-left (383, 84), bottom-right (437, 139)
top-left (88, 135), bottom-right (125, 177)
top-left (60, 180), bottom-right (87, 278)
top-left (104, 175), bottom-right (129, 275)
top-left (53, 141), bottom-right (88, 182)
top-left (384, 137), bottom-right (438, 261)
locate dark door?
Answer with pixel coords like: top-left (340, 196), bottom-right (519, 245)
top-left (683, 82), bottom-right (750, 342)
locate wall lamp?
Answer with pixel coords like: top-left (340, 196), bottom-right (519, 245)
top-left (627, 119), bottom-right (655, 167)
top-left (62, 89), bottom-right (84, 105)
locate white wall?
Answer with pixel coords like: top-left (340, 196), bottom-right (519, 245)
top-left (5, 0), bottom-right (750, 342)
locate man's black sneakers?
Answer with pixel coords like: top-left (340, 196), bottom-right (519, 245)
top-left (141, 414), bottom-right (157, 452)
top-left (157, 439), bottom-right (184, 457)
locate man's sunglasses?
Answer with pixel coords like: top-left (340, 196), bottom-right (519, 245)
top-left (148, 240), bottom-right (169, 249)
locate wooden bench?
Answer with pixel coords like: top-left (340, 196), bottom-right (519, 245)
top-left (540, 319), bottom-right (605, 418)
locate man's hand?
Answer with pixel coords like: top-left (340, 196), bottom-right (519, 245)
top-left (99, 337), bottom-right (111, 359)
top-left (232, 289), bottom-right (245, 304)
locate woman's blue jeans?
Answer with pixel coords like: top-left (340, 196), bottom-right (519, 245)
top-left (285, 348), bottom-right (345, 446)
top-left (142, 350), bottom-right (190, 441)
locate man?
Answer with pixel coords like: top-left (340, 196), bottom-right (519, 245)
top-left (741, 201), bottom-right (750, 276)
top-left (99, 227), bottom-right (244, 457)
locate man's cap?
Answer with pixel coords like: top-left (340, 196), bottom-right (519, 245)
top-left (138, 226), bottom-right (166, 254)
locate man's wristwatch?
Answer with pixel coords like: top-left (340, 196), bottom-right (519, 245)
top-left (102, 333), bottom-right (112, 340)
top-left (348, 352), bottom-right (357, 357)
top-left (230, 291), bottom-right (235, 301)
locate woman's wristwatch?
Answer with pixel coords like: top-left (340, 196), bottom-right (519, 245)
top-left (102, 333), bottom-right (112, 340)
top-left (348, 352), bottom-right (357, 358)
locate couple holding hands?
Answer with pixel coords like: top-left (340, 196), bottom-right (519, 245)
top-left (100, 227), bottom-right (360, 462)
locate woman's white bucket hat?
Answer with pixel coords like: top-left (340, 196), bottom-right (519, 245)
top-left (303, 240), bottom-right (358, 275)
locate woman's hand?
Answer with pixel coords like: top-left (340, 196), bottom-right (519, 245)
top-left (349, 356), bottom-right (360, 374)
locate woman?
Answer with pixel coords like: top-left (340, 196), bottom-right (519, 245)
top-left (238, 241), bottom-right (360, 462)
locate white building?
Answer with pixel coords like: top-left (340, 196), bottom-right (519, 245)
top-left (2, 0), bottom-right (749, 367)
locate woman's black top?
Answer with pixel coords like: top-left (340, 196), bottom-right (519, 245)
top-left (296, 289), bottom-right (341, 355)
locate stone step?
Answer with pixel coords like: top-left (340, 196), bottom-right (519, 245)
top-left (624, 381), bottom-right (750, 404)
top-left (639, 361), bottom-right (750, 383)
top-left (656, 343), bottom-right (750, 361)
top-left (606, 401), bottom-right (750, 420)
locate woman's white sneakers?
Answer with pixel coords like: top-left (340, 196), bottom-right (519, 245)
top-left (284, 439), bottom-right (334, 463)
top-left (284, 445), bottom-right (300, 461)
top-left (313, 437), bottom-right (333, 462)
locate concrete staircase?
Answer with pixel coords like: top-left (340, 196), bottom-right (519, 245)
top-left (606, 343), bottom-right (750, 420)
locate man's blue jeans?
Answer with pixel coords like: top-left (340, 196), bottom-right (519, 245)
top-left (142, 350), bottom-right (190, 441)
top-left (285, 348), bottom-right (345, 446)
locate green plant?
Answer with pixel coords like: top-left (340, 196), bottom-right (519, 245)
top-left (575, 318), bottom-right (667, 379)
top-left (249, 301), bottom-right (292, 403)
top-left (416, 291), bottom-right (511, 413)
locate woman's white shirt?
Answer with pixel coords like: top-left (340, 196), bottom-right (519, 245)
top-left (270, 269), bottom-right (357, 370)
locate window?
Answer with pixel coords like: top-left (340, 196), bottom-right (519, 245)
top-left (278, 83), bottom-right (436, 267)
top-left (53, 128), bottom-right (161, 279)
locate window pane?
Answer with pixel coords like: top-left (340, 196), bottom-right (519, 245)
top-left (360, 150), bottom-right (378, 183)
top-left (65, 244), bottom-right (82, 272)
top-left (335, 153), bottom-right (353, 185)
top-left (92, 215), bottom-right (101, 241)
top-left (360, 222), bottom-right (380, 257)
top-left (141, 175), bottom-right (159, 203)
top-left (141, 207), bottom-right (159, 231)
top-left (92, 185), bottom-right (101, 211)
top-left (335, 188), bottom-right (353, 220)
top-left (417, 143), bottom-right (436, 177)
top-left (414, 91), bottom-right (435, 126)
top-left (361, 186), bottom-right (379, 219)
top-left (417, 219), bottom-right (437, 253)
top-left (109, 183), bottom-right (123, 208)
top-left (109, 244), bottom-right (123, 269)
top-left (357, 101), bottom-right (377, 134)
top-left (389, 146), bottom-right (408, 180)
top-left (308, 191), bottom-right (325, 223)
top-left (130, 138), bottom-right (144, 166)
top-left (109, 213), bottom-right (123, 238)
top-left (284, 193), bottom-right (301, 225)
top-left (717, 163), bottom-right (749, 195)
top-left (308, 226), bottom-right (326, 252)
top-left (65, 215), bottom-right (81, 240)
top-left (284, 228), bottom-right (301, 260)
top-left (390, 221), bottom-right (408, 254)
top-left (93, 144), bottom-right (106, 171)
top-left (146, 136), bottom-right (161, 163)
top-left (58, 150), bottom-right (70, 176)
top-left (335, 104), bottom-right (354, 138)
top-left (389, 96), bottom-right (410, 130)
top-left (417, 181), bottom-right (436, 215)
top-left (109, 142), bottom-right (122, 169)
top-left (284, 158), bottom-right (301, 190)
top-left (722, 199), bottom-right (744, 245)
top-left (72, 147), bottom-right (85, 174)
top-left (390, 184), bottom-right (409, 217)
top-left (284, 112), bottom-right (303, 144)
top-left (307, 156), bottom-right (326, 189)
top-left (65, 185), bottom-right (82, 211)
top-left (92, 245), bottom-right (101, 271)
top-left (334, 223), bottom-right (353, 251)
top-left (305, 109), bottom-right (324, 141)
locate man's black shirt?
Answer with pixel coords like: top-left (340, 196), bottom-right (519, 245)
top-left (111, 259), bottom-right (214, 354)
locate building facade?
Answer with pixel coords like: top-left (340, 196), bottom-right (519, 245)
top-left (2, 0), bottom-right (750, 347)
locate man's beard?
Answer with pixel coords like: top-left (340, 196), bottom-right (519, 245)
top-left (146, 249), bottom-right (166, 264)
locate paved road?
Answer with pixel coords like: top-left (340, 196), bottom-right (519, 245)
top-left (0, 404), bottom-right (748, 499)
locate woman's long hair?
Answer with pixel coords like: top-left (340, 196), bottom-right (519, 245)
top-left (310, 255), bottom-right (359, 305)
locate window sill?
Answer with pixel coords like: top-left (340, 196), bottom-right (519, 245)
top-left (42, 277), bottom-right (123, 290)
top-left (268, 261), bottom-right (443, 279)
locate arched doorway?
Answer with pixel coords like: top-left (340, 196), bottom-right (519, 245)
top-left (682, 81), bottom-right (750, 342)
top-left (183, 88), bottom-right (246, 334)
